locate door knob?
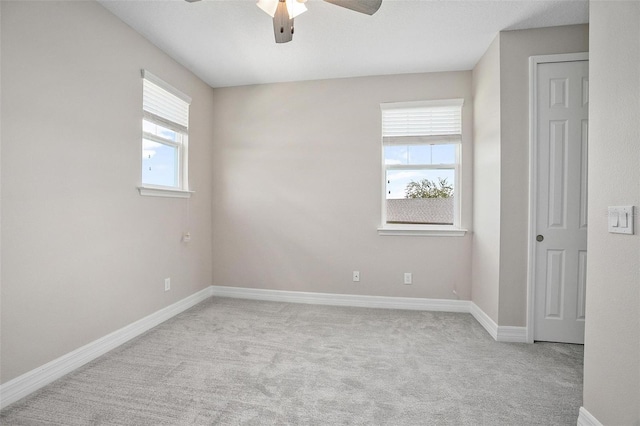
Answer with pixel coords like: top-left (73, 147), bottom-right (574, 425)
top-left (536, 235), bottom-right (544, 242)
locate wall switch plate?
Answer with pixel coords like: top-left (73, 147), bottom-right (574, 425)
top-left (608, 206), bottom-right (634, 234)
top-left (404, 273), bottom-right (412, 285)
top-left (164, 278), bottom-right (171, 291)
top-left (353, 271), bottom-right (360, 282)
top-left (182, 232), bottom-right (191, 243)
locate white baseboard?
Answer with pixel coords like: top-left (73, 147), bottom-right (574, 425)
top-left (577, 407), bottom-right (604, 426)
top-left (496, 326), bottom-right (528, 343)
top-left (211, 287), bottom-right (529, 342)
top-left (210, 285), bottom-right (471, 312)
top-left (469, 302), bottom-right (498, 340)
top-left (0, 286), bottom-right (212, 410)
top-left (469, 302), bottom-right (528, 343)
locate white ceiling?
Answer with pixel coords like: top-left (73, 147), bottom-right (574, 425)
top-left (98, 0), bottom-right (589, 88)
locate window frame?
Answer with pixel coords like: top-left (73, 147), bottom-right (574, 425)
top-left (138, 70), bottom-right (193, 199)
top-left (378, 99), bottom-right (466, 237)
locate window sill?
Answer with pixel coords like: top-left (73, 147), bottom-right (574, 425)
top-left (377, 226), bottom-right (467, 237)
top-left (138, 186), bottom-right (194, 199)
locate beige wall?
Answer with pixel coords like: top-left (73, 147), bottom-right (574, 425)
top-left (471, 35), bottom-right (501, 323)
top-left (583, 2), bottom-right (640, 424)
top-left (0, 1), bottom-right (214, 383)
top-left (470, 25), bottom-right (588, 327)
top-left (497, 24), bottom-right (589, 326)
top-left (211, 72), bottom-right (473, 300)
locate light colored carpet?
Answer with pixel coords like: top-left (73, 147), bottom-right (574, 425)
top-left (1, 297), bottom-right (583, 425)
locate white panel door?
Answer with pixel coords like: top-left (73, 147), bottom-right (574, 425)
top-left (534, 60), bottom-right (588, 344)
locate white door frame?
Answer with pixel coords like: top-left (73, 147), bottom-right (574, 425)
top-left (526, 52), bottom-right (589, 344)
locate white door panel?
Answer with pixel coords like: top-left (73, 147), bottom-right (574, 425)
top-left (534, 60), bottom-right (588, 344)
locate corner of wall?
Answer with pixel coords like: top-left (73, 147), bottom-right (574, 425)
top-left (496, 23), bottom-right (589, 328)
top-left (470, 33), bottom-right (502, 325)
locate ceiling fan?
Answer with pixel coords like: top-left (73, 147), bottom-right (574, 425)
top-left (185, 0), bottom-right (382, 43)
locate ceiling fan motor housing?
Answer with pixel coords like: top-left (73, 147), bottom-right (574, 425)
top-left (273, 0), bottom-right (294, 43)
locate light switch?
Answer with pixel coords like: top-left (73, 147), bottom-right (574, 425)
top-left (608, 206), bottom-right (634, 235)
top-left (620, 211), bottom-right (628, 228)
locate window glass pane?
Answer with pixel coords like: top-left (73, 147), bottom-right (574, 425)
top-left (385, 168), bottom-right (454, 225)
top-left (156, 123), bottom-right (179, 142)
top-left (431, 144), bottom-right (456, 164)
top-left (143, 119), bottom-right (181, 143)
top-left (386, 169), bottom-right (454, 199)
top-left (384, 146), bottom-right (407, 165)
top-left (407, 145), bottom-right (430, 165)
top-left (386, 144), bottom-right (456, 166)
top-left (142, 139), bottom-right (178, 187)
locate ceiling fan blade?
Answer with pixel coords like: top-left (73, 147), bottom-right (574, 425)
top-left (323, 0), bottom-right (382, 15)
top-left (273, 0), bottom-right (294, 43)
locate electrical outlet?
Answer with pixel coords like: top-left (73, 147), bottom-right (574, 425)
top-left (404, 273), bottom-right (412, 285)
top-left (182, 232), bottom-right (191, 243)
top-left (164, 278), bottom-right (171, 291)
top-left (353, 271), bottom-right (360, 282)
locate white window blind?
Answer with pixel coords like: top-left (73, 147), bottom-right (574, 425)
top-left (142, 70), bottom-right (191, 132)
top-left (381, 99), bottom-right (463, 145)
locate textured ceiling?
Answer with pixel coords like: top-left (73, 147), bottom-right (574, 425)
top-left (98, 0), bottom-right (589, 88)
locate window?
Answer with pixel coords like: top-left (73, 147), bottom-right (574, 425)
top-left (379, 99), bottom-right (464, 236)
top-left (139, 70), bottom-right (192, 198)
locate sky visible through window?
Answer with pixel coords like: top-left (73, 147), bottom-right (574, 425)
top-left (142, 120), bottom-right (180, 187)
top-left (142, 140), bottom-right (177, 187)
top-left (384, 144), bottom-right (456, 199)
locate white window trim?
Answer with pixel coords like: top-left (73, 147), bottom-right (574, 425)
top-left (377, 225), bottom-right (467, 237)
top-left (137, 185), bottom-right (194, 199)
top-left (378, 99), bottom-right (465, 237)
top-left (140, 70), bottom-right (192, 198)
